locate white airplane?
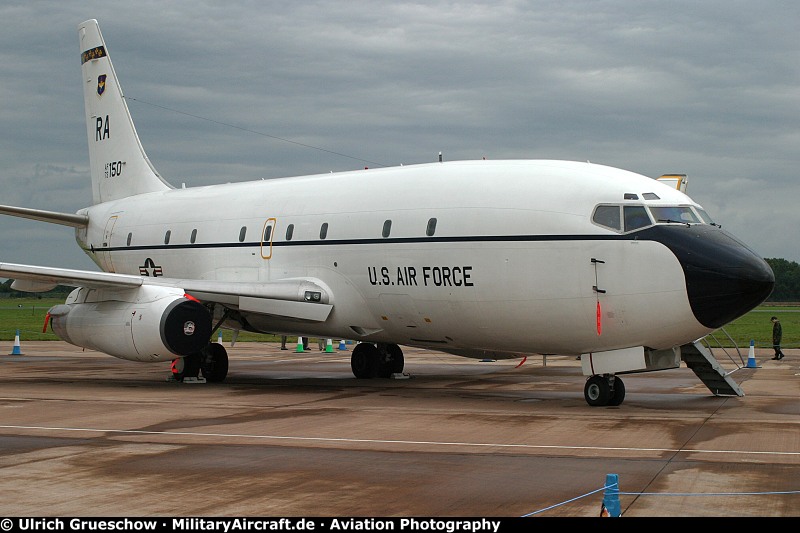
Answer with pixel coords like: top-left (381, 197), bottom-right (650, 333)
top-left (0, 20), bottom-right (775, 406)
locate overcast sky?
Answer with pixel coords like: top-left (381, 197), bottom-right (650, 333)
top-left (1, 0), bottom-right (799, 273)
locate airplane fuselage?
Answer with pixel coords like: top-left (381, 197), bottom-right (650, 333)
top-left (77, 159), bottom-right (741, 358)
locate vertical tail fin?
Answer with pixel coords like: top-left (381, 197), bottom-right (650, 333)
top-left (78, 19), bottom-right (171, 204)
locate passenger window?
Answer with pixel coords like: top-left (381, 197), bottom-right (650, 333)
top-left (190, 229), bottom-right (197, 244)
top-left (426, 218), bottom-right (437, 236)
top-left (239, 226), bottom-right (247, 242)
top-left (164, 230), bottom-right (171, 245)
top-left (286, 224), bottom-right (294, 241)
top-left (126, 233), bottom-right (132, 246)
top-left (263, 225), bottom-right (272, 242)
top-left (593, 205), bottom-right (621, 231)
top-left (320, 222), bottom-right (328, 240)
top-left (623, 206), bottom-right (651, 232)
top-left (382, 220), bottom-right (392, 238)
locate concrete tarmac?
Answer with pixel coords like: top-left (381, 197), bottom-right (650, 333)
top-left (0, 341), bottom-right (798, 517)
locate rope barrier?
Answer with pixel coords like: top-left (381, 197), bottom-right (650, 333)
top-left (521, 475), bottom-right (800, 517)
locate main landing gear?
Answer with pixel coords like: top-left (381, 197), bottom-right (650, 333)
top-left (350, 342), bottom-right (405, 378)
top-left (170, 342), bottom-right (229, 383)
top-left (584, 374), bottom-right (625, 406)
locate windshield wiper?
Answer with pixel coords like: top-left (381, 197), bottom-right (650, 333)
top-left (657, 219), bottom-right (691, 226)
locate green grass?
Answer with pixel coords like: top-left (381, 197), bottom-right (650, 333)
top-left (1, 297), bottom-right (797, 350)
top-left (710, 305), bottom-right (800, 350)
top-left (0, 298), bottom-right (60, 341)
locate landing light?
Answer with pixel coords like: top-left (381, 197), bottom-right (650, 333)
top-left (304, 291), bottom-right (322, 302)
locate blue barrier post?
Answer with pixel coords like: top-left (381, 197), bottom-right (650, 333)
top-left (600, 473), bottom-right (621, 517)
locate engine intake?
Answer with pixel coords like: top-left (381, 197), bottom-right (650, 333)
top-left (48, 285), bottom-right (211, 362)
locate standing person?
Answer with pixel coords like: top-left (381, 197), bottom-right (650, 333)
top-left (771, 316), bottom-right (785, 360)
top-left (280, 336), bottom-right (288, 350)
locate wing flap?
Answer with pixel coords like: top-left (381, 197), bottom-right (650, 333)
top-left (10, 279), bottom-right (59, 292)
top-left (239, 296), bottom-right (332, 321)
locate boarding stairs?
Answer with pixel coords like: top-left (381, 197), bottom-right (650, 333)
top-left (680, 334), bottom-right (745, 397)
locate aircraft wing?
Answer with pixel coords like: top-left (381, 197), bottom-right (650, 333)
top-left (0, 262), bottom-right (333, 322)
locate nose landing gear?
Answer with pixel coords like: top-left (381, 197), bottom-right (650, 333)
top-left (584, 374), bottom-right (625, 406)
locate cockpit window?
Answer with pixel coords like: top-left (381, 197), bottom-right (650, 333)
top-left (624, 205), bottom-right (652, 232)
top-left (649, 206), bottom-right (699, 224)
top-left (695, 208), bottom-right (715, 225)
top-left (592, 205), bottom-right (621, 231)
top-left (593, 204), bottom-right (653, 233)
top-left (594, 203), bottom-right (713, 234)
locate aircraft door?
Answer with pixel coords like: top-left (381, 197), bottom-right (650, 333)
top-left (99, 216), bottom-right (118, 272)
top-left (260, 218), bottom-right (276, 260)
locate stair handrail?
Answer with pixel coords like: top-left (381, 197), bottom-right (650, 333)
top-left (700, 327), bottom-right (745, 369)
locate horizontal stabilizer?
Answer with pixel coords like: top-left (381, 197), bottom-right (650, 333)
top-left (0, 205), bottom-right (88, 228)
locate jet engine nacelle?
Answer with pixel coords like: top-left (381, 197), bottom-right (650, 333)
top-left (48, 285), bottom-right (212, 362)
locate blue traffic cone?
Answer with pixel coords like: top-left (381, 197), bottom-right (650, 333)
top-left (746, 340), bottom-right (760, 368)
top-left (338, 339), bottom-right (347, 351)
top-left (8, 329), bottom-right (23, 355)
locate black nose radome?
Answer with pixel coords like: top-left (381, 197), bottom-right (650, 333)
top-left (645, 225), bottom-right (775, 329)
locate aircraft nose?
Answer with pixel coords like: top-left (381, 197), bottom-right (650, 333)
top-left (652, 225), bottom-right (775, 329)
